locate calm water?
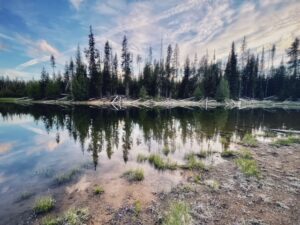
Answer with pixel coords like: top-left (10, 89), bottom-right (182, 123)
top-left (0, 103), bottom-right (300, 222)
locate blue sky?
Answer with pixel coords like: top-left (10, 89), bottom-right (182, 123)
top-left (0, 0), bottom-right (299, 80)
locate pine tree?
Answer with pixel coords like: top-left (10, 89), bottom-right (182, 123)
top-left (225, 42), bottom-right (240, 100)
top-left (178, 57), bottom-right (191, 98)
top-left (121, 35), bottom-right (132, 98)
top-left (86, 25), bottom-right (100, 98)
top-left (72, 45), bottom-right (89, 100)
top-left (287, 38), bottom-right (299, 77)
top-left (112, 54), bottom-right (118, 95)
top-left (103, 41), bottom-right (112, 96)
top-left (216, 77), bottom-right (230, 102)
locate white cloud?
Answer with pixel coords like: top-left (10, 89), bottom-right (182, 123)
top-left (0, 68), bottom-right (35, 80)
top-left (69, 0), bottom-right (84, 10)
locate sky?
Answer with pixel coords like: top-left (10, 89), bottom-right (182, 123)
top-left (0, 0), bottom-right (299, 80)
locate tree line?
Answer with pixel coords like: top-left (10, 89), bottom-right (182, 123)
top-left (0, 26), bottom-right (299, 101)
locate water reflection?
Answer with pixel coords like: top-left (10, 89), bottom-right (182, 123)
top-left (1, 104), bottom-right (300, 170)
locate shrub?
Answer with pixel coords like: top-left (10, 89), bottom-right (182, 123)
top-left (163, 202), bottom-right (191, 225)
top-left (123, 169), bottom-right (144, 182)
top-left (34, 196), bottom-right (55, 214)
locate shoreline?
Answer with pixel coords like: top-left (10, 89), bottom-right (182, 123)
top-left (1, 97), bottom-right (300, 109)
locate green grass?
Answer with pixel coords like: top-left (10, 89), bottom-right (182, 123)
top-left (240, 133), bottom-right (258, 147)
top-left (54, 168), bottom-right (81, 185)
top-left (148, 154), bottom-right (177, 170)
top-left (221, 149), bottom-right (237, 158)
top-left (271, 136), bottom-right (300, 147)
top-left (42, 208), bottom-right (89, 225)
top-left (123, 169), bottom-right (144, 182)
top-left (34, 196), bottom-right (55, 214)
top-left (134, 200), bottom-right (142, 216)
top-left (235, 149), bottom-right (260, 178)
top-left (182, 153), bottom-right (206, 170)
top-left (136, 153), bottom-right (148, 163)
top-left (93, 185), bottom-right (104, 195)
top-left (163, 202), bottom-right (191, 225)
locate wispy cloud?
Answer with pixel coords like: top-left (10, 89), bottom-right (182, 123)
top-left (69, 0), bottom-right (84, 10)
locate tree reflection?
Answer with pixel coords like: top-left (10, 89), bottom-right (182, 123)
top-left (0, 103), bottom-right (299, 169)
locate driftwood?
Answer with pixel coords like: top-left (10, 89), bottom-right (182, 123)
top-left (270, 129), bottom-right (300, 134)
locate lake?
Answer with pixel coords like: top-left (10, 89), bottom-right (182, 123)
top-left (0, 103), bottom-right (300, 224)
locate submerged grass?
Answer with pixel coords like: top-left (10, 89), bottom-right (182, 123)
top-left (163, 202), bottom-right (191, 225)
top-left (136, 153), bottom-right (148, 163)
top-left (34, 196), bottom-right (55, 214)
top-left (54, 168), bottom-right (81, 185)
top-left (42, 208), bottom-right (89, 225)
top-left (17, 191), bottom-right (34, 201)
top-left (240, 133), bottom-right (258, 147)
top-left (271, 136), bottom-right (300, 147)
top-left (148, 154), bottom-right (177, 170)
top-left (123, 169), bottom-right (144, 182)
top-left (235, 148), bottom-right (260, 178)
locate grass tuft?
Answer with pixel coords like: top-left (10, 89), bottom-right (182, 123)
top-left (136, 153), bottom-right (148, 163)
top-left (93, 185), bottom-right (104, 195)
top-left (34, 196), bottom-right (55, 214)
top-left (148, 154), bottom-right (177, 170)
top-left (205, 180), bottom-right (220, 191)
top-left (271, 136), bottom-right (300, 147)
top-left (182, 153), bottom-right (206, 171)
top-left (221, 149), bottom-right (237, 158)
top-left (134, 200), bottom-right (142, 216)
top-left (163, 202), bottom-right (191, 225)
top-left (240, 133), bottom-right (258, 147)
top-left (123, 169), bottom-right (144, 182)
top-left (41, 208), bottom-right (89, 225)
top-left (235, 149), bottom-right (260, 178)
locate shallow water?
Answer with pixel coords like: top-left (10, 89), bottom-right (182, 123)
top-left (0, 103), bottom-right (300, 223)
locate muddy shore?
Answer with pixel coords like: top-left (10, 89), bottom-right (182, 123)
top-left (9, 137), bottom-right (299, 225)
